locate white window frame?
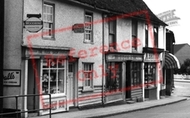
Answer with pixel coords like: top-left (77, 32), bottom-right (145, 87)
top-left (82, 63), bottom-right (94, 91)
top-left (43, 3), bottom-right (54, 39)
top-left (41, 58), bottom-right (66, 95)
top-left (84, 12), bottom-right (93, 43)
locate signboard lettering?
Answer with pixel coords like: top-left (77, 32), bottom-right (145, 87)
top-left (24, 15), bottom-right (43, 33)
top-left (3, 70), bottom-right (21, 86)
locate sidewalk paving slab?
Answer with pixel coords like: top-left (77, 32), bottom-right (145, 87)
top-left (30, 96), bottom-right (187, 118)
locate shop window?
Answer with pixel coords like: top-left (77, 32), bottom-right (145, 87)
top-left (106, 63), bottom-right (122, 92)
top-left (145, 24), bottom-right (148, 47)
top-left (131, 62), bottom-right (141, 87)
top-left (132, 20), bottom-right (138, 51)
top-left (154, 26), bottom-right (158, 47)
top-left (144, 63), bottom-right (156, 88)
top-left (43, 3), bottom-right (54, 38)
top-left (42, 59), bottom-right (65, 94)
top-left (109, 20), bottom-right (116, 50)
top-left (83, 63), bottom-right (94, 90)
top-left (84, 12), bottom-right (93, 43)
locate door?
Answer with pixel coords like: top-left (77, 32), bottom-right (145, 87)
top-left (27, 59), bottom-right (40, 112)
top-left (68, 63), bottom-right (75, 107)
top-left (126, 61), bottom-right (131, 99)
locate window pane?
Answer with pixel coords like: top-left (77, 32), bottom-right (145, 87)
top-left (84, 13), bottom-right (93, 42)
top-left (58, 70), bottom-right (64, 93)
top-left (50, 70), bottom-right (56, 94)
top-left (42, 71), bottom-right (49, 94)
top-left (132, 20), bottom-right (137, 36)
top-left (109, 20), bottom-right (116, 34)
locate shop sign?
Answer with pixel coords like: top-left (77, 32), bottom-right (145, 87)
top-left (157, 9), bottom-right (180, 27)
top-left (72, 24), bottom-right (84, 33)
top-left (24, 16), bottom-right (43, 33)
top-left (106, 54), bottom-right (143, 62)
top-left (3, 70), bottom-right (21, 86)
top-left (144, 53), bottom-right (159, 62)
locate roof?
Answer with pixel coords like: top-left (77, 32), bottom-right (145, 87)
top-left (70, 0), bottom-right (167, 25)
top-left (174, 43), bottom-right (189, 54)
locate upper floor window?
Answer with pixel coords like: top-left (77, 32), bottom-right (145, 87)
top-left (109, 20), bottom-right (116, 50)
top-left (43, 3), bottom-right (54, 38)
top-left (145, 24), bottom-right (148, 47)
top-left (84, 12), bottom-right (93, 43)
top-left (154, 26), bottom-right (158, 47)
top-left (132, 20), bottom-right (138, 51)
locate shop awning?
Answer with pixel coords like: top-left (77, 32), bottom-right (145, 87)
top-left (164, 52), bottom-right (180, 69)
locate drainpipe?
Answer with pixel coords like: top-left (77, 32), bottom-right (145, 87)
top-left (0, 0), bottom-right (4, 116)
top-left (102, 13), bottom-right (105, 106)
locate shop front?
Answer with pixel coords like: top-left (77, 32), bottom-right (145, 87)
top-left (23, 46), bottom-right (78, 115)
top-left (105, 52), bottom-right (143, 103)
top-left (143, 47), bottom-right (164, 100)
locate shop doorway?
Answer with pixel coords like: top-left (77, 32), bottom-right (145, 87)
top-left (68, 63), bottom-right (75, 107)
top-left (27, 59), bottom-right (40, 113)
top-left (125, 61), bottom-right (131, 99)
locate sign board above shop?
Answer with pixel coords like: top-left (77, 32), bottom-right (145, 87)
top-left (106, 53), bottom-right (143, 62)
top-left (24, 14), bottom-right (43, 33)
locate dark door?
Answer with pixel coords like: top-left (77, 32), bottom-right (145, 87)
top-left (27, 59), bottom-right (40, 112)
top-left (126, 61), bottom-right (131, 99)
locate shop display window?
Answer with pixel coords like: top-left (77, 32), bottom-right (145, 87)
top-left (131, 62), bottom-right (141, 87)
top-left (144, 63), bottom-right (156, 88)
top-left (106, 62), bottom-right (122, 92)
top-left (42, 59), bottom-right (65, 94)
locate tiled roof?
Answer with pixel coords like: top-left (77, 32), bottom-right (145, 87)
top-left (174, 43), bottom-right (189, 54)
top-left (71, 0), bottom-right (167, 25)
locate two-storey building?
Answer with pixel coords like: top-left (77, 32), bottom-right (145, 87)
top-left (3, 0), bottom-right (169, 117)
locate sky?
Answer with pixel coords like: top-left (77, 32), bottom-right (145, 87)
top-left (143, 0), bottom-right (189, 45)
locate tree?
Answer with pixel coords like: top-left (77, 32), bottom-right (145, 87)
top-left (180, 59), bottom-right (190, 75)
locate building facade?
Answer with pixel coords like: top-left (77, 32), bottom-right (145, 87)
top-left (3, 0), bottom-right (171, 117)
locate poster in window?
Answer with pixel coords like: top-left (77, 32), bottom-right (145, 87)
top-left (3, 70), bottom-right (21, 86)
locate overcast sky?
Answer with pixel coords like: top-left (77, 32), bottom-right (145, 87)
top-left (143, 0), bottom-right (189, 45)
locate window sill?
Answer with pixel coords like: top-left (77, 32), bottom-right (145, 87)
top-left (83, 41), bottom-right (94, 44)
top-left (42, 37), bottom-right (55, 40)
top-left (82, 88), bottom-right (94, 93)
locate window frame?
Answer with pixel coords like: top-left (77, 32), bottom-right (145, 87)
top-left (132, 20), bottom-right (138, 51)
top-left (109, 19), bottom-right (116, 50)
top-left (144, 63), bottom-right (156, 88)
top-left (131, 62), bottom-right (141, 87)
top-left (154, 26), bottom-right (159, 48)
top-left (41, 58), bottom-right (66, 95)
top-left (82, 63), bottom-right (94, 91)
top-left (84, 12), bottom-right (93, 43)
top-left (145, 24), bottom-right (148, 47)
top-left (106, 62), bottom-right (122, 92)
top-left (42, 2), bottom-right (55, 39)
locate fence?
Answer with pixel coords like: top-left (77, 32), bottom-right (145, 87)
top-left (0, 94), bottom-right (51, 118)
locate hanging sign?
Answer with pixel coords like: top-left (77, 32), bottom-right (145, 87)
top-left (24, 14), bottom-right (43, 33)
top-left (72, 24), bottom-right (84, 33)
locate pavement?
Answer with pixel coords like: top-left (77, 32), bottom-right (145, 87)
top-left (30, 96), bottom-right (188, 118)
top-left (174, 78), bottom-right (190, 83)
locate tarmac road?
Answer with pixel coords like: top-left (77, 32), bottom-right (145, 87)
top-left (172, 80), bottom-right (190, 97)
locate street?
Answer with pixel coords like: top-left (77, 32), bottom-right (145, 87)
top-left (102, 80), bottom-right (190, 118)
top-left (102, 99), bottom-right (190, 118)
top-left (172, 81), bottom-right (190, 97)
